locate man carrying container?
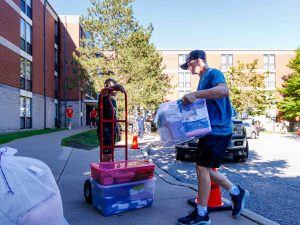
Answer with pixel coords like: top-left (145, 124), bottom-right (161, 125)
top-left (177, 50), bottom-right (249, 225)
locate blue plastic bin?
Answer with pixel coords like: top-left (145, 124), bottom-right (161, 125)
top-left (91, 178), bottom-right (156, 216)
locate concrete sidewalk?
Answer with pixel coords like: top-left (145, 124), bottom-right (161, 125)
top-left (4, 130), bottom-right (277, 225)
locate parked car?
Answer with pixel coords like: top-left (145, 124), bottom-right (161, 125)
top-left (175, 119), bottom-right (249, 162)
top-left (243, 121), bottom-right (258, 139)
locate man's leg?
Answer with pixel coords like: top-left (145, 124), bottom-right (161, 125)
top-left (209, 168), bottom-right (233, 190)
top-left (177, 164), bottom-right (211, 225)
top-left (196, 165), bottom-right (211, 207)
top-left (209, 163), bottom-right (249, 218)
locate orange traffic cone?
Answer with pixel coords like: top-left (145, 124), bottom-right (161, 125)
top-left (188, 168), bottom-right (231, 212)
top-left (131, 130), bottom-right (139, 149)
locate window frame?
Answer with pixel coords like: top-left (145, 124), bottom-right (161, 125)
top-left (221, 54), bottom-right (233, 70)
top-left (264, 54), bottom-right (276, 70)
top-left (20, 57), bottom-right (32, 91)
top-left (20, 96), bottom-right (32, 129)
top-left (20, 18), bottom-right (32, 55)
top-left (20, 0), bottom-right (32, 19)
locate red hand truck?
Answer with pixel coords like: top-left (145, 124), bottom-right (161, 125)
top-left (98, 87), bottom-right (128, 162)
top-left (84, 87), bottom-right (156, 217)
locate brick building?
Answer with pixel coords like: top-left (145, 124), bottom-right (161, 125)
top-left (0, 0), bottom-right (87, 131)
top-left (160, 49), bottom-right (295, 124)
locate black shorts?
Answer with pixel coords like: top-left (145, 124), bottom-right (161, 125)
top-left (91, 118), bottom-right (96, 123)
top-left (196, 134), bottom-right (232, 168)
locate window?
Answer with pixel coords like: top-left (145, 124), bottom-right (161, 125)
top-left (20, 57), bottom-right (25, 89)
top-left (221, 54), bottom-right (233, 70)
top-left (20, 19), bottom-right (26, 51)
top-left (20, 57), bottom-right (32, 91)
top-left (55, 48), bottom-right (58, 71)
top-left (178, 54), bottom-right (188, 69)
top-left (20, 18), bottom-right (32, 55)
top-left (265, 72), bottom-right (276, 88)
top-left (55, 21), bottom-right (59, 44)
top-left (26, 23), bottom-right (32, 54)
top-left (20, 96), bottom-right (32, 129)
top-left (178, 71), bottom-right (191, 97)
top-left (264, 54), bottom-right (275, 70)
top-left (54, 76), bottom-right (58, 99)
top-left (20, 0), bottom-right (32, 18)
top-left (26, 60), bottom-right (32, 91)
top-left (178, 72), bottom-right (184, 88)
top-left (55, 102), bottom-right (59, 127)
top-left (26, 0), bottom-right (32, 18)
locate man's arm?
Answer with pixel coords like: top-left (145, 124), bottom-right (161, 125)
top-left (182, 83), bottom-right (229, 104)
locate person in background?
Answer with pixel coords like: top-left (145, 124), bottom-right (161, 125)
top-left (137, 112), bottom-right (145, 139)
top-left (97, 78), bottom-right (125, 162)
top-left (255, 120), bottom-right (261, 136)
top-left (89, 107), bottom-right (98, 128)
top-left (65, 105), bottom-right (74, 130)
top-left (177, 50), bottom-right (249, 225)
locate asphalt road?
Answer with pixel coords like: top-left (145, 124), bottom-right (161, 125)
top-left (150, 133), bottom-right (300, 225)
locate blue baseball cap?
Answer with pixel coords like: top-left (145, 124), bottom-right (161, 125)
top-left (180, 50), bottom-right (206, 70)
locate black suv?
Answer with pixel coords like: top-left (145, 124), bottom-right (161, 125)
top-left (175, 119), bottom-right (249, 162)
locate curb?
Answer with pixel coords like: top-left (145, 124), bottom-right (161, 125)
top-left (142, 143), bottom-right (279, 225)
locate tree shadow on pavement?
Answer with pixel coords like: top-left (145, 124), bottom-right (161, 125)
top-left (149, 146), bottom-right (300, 225)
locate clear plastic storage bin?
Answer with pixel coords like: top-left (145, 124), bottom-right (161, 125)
top-left (91, 178), bottom-right (155, 216)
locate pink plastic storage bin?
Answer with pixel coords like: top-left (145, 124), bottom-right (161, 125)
top-left (90, 160), bottom-right (155, 185)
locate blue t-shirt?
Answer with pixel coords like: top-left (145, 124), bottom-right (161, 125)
top-left (197, 68), bottom-right (233, 135)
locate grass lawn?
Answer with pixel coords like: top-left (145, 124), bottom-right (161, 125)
top-left (61, 129), bottom-right (99, 150)
top-left (61, 130), bottom-right (134, 150)
top-left (0, 128), bottom-right (65, 144)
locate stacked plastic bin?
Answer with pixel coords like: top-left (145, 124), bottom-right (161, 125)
top-left (88, 159), bottom-right (155, 216)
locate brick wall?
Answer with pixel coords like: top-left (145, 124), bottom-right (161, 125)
top-left (45, 9), bottom-right (55, 98)
top-left (0, 45), bottom-right (20, 88)
top-left (31, 0), bottom-right (44, 95)
top-left (59, 19), bottom-right (81, 101)
top-left (0, 0), bottom-right (19, 47)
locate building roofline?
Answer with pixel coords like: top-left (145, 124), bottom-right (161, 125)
top-left (45, 0), bottom-right (58, 17)
top-left (59, 15), bottom-right (81, 24)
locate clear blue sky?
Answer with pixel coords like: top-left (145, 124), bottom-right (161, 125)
top-left (48, 0), bottom-right (300, 50)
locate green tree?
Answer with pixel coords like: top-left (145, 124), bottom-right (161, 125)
top-left (226, 60), bottom-right (267, 116)
top-left (73, 0), bottom-right (171, 111)
top-left (277, 49), bottom-right (300, 120)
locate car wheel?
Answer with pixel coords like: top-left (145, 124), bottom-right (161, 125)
top-left (234, 141), bottom-right (249, 162)
top-left (250, 132), bottom-right (256, 139)
top-left (84, 179), bottom-right (93, 204)
top-left (175, 148), bottom-right (185, 161)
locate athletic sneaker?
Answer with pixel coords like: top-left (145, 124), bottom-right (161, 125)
top-left (177, 208), bottom-right (211, 225)
top-left (231, 186), bottom-right (249, 218)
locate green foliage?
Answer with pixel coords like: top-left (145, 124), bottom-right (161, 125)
top-left (73, 0), bottom-right (171, 111)
top-left (277, 49), bottom-right (300, 120)
top-left (226, 60), bottom-right (267, 116)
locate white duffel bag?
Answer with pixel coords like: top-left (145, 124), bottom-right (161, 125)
top-left (0, 147), bottom-right (68, 225)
